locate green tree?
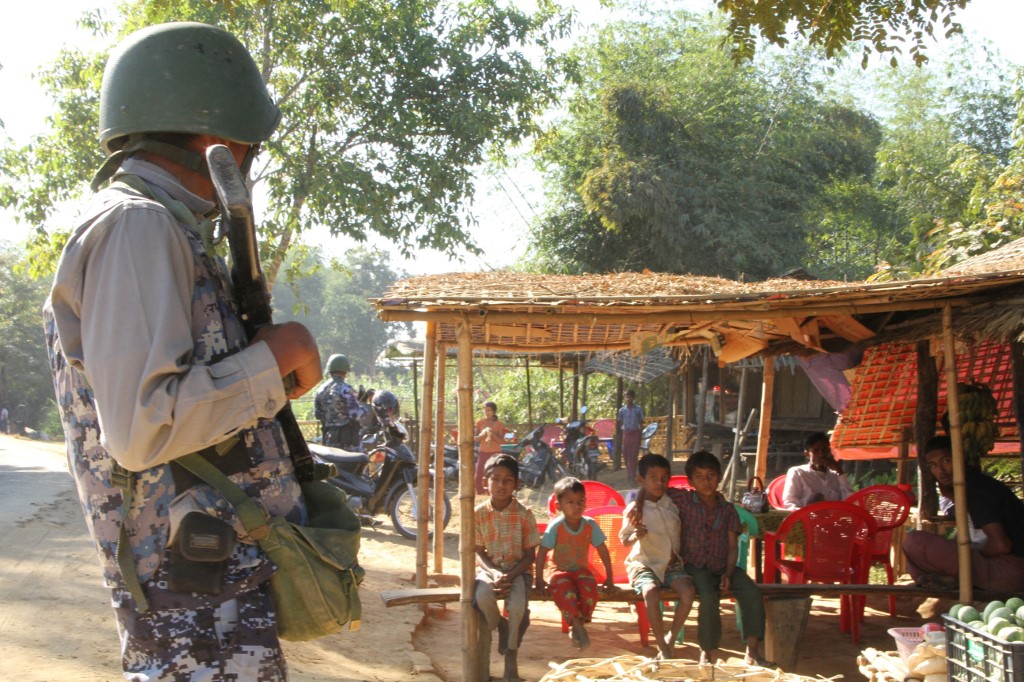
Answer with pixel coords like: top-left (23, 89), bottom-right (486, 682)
top-left (274, 247), bottom-right (412, 375)
top-left (530, 11), bottom-right (882, 280)
top-left (1, 0), bottom-right (572, 282)
top-left (716, 0), bottom-right (970, 66)
top-left (0, 244), bottom-right (57, 434)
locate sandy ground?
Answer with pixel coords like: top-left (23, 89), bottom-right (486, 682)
top-left (0, 434), bottom-right (943, 681)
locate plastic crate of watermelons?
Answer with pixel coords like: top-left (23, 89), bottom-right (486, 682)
top-left (943, 614), bottom-right (1024, 682)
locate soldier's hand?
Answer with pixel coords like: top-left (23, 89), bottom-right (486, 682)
top-left (254, 322), bottom-right (321, 399)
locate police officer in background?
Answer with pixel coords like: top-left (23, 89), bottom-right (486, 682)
top-left (314, 354), bottom-right (365, 449)
top-left (43, 23), bottom-right (321, 680)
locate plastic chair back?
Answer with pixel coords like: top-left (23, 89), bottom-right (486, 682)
top-left (846, 485), bottom-right (912, 558)
top-left (591, 419), bottom-right (616, 440)
top-left (585, 505), bottom-right (632, 585)
top-left (733, 504), bottom-right (759, 571)
top-left (668, 474), bottom-right (692, 490)
top-left (547, 480), bottom-right (626, 518)
top-left (766, 501), bottom-right (876, 585)
top-left (766, 474), bottom-right (787, 509)
top-left (540, 423), bottom-right (564, 448)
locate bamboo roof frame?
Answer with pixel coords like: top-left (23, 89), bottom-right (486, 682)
top-left (377, 257), bottom-right (1024, 680)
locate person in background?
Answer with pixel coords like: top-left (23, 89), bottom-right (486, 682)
top-left (535, 476), bottom-right (615, 650)
top-left (617, 389), bottom-right (644, 480)
top-left (902, 436), bottom-right (1024, 592)
top-left (314, 353), bottom-right (363, 449)
top-left (0, 405), bottom-right (8, 434)
top-left (781, 431), bottom-right (853, 509)
top-left (474, 400), bottom-right (507, 494)
top-left (42, 22), bottom-right (321, 679)
top-left (474, 453), bottom-right (540, 682)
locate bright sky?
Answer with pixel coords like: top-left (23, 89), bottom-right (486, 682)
top-left (2, 0), bottom-right (1022, 274)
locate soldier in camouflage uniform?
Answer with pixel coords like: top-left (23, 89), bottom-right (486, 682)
top-left (42, 23), bottom-right (321, 681)
top-left (313, 354), bottom-right (364, 449)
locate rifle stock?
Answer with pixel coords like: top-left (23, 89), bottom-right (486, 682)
top-left (206, 144), bottom-right (316, 482)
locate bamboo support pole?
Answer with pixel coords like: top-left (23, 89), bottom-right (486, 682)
top-left (416, 322), bottom-right (437, 588)
top-left (727, 366), bottom-right (749, 501)
top-left (915, 340), bottom-right (940, 520)
top-left (695, 353), bottom-right (709, 451)
top-left (755, 357), bottom-right (774, 481)
top-left (667, 372), bottom-right (677, 460)
top-left (434, 343), bottom-right (447, 575)
top-left (525, 355), bottom-right (533, 430)
top-left (941, 303), bottom-right (972, 603)
top-left (457, 321), bottom-right (479, 680)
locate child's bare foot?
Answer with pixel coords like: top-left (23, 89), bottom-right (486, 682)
top-left (745, 653), bottom-right (778, 668)
top-left (656, 637), bottom-right (674, 660)
top-left (576, 624), bottom-right (591, 651)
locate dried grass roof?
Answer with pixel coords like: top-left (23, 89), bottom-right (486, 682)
top-left (376, 267), bottom-right (1024, 357)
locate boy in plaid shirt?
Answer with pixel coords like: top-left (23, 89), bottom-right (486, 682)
top-left (475, 454), bottom-right (540, 682)
top-left (673, 450), bottom-right (774, 668)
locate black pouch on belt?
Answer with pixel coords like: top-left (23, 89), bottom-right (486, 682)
top-left (167, 511), bottom-right (235, 595)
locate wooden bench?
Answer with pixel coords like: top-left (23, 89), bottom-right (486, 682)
top-left (381, 583), bottom-right (1008, 671)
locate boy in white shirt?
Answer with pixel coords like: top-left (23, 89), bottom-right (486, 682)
top-left (621, 453), bottom-right (696, 659)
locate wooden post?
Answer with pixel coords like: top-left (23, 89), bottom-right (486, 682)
top-left (457, 321), bottom-right (479, 680)
top-left (727, 366), bottom-right (748, 501)
top-left (915, 340), bottom-right (939, 519)
top-left (755, 357), bottom-right (775, 481)
top-left (417, 322), bottom-right (437, 588)
top-left (667, 371), bottom-right (677, 461)
top-left (434, 344), bottom-right (447, 575)
top-left (559, 366), bottom-right (565, 418)
top-left (412, 358), bottom-right (419, 426)
top-left (525, 355), bottom-right (533, 430)
top-left (941, 304), bottom-right (972, 603)
top-left (695, 352), bottom-right (709, 451)
top-left (764, 595), bottom-right (810, 671)
top-left (571, 357), bottom-right (580, 420)
top-left (581, 372), bottom-right (589, 409)
top-left (1010, 341), bottom-right (1024, 481)
top-left (894, 429), bottom-right (912, 576)
top-left (614, 378), bottom-right (624, 470)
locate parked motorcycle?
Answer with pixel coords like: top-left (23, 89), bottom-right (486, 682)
top-left (509, 424), bottom-right (573, 489)
top-left (640, 422), bottom-right (659, 456)
top-left (557, 405), bottom-right (601, 481)
top-left (311, 390), bottom-right (451, 540)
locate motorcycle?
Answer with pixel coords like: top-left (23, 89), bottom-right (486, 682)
top-left (640, 422), bottom-right (659, 456)
top-left (311, 391), bottom-right (452, 540)
top-left (556, 405), bottom-right (602, 481)
top-left (509, 424), bottom-right (572, 489)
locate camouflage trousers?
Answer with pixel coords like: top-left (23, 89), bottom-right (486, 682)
top-left (114, 582), bottom-right (286, 681)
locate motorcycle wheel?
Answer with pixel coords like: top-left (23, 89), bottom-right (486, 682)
top-left (388, 485), bottom-right (452, 540)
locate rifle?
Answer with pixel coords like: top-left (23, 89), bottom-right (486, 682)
top-left (205, 144), bottom-right (316, 482)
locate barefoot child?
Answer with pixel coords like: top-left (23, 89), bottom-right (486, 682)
top-left (673, 450), bottom-right (774, 668)
top-left (475, 454), bottom-right (541, 682)
top-left (621, 454), bottom-right (696, 659)
top-left (536, 477), bottom-right (615, 650)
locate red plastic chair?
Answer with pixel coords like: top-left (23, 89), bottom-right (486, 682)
top-left (547, 480), bottom-right (626, 518)
top-left (766, 474), bottom-right (787, 509)
top-left (585, 505), bottom-right (656, 646)
top-left (763, 501), bottom-right (876, 644)
top-left (668, 475), bottom-right (692, 490)
top-left (846, 485), bottom-right (912, 617)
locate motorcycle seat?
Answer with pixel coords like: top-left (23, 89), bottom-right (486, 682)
top-left (308, 442), bottom-right (370, 465)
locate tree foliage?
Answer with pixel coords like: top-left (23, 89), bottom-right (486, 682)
top-left (272, 246), bottom-right (412, 375)
top-left (530, 12), bottom-right (883, 280)
top-left (0, 0), bottom-right (572, 282)
top-left (0, 244), bottom-right (57, 434)
top-left (716, 0), bottom-right (970, 67)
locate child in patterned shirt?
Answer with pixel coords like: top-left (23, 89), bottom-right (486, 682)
top-left (535, 477), bottom-right (614, 650)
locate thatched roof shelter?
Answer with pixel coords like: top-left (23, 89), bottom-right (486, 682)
top-left (374, 243), bottom-right (1024, 671)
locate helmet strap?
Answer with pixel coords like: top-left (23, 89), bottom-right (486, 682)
top-left (91, 134), bottom-right (210, 191)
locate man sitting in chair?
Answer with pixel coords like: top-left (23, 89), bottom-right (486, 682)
top-left (903, 436), bottom-right (1024, 592)
top-left (781, 432), bottom-right (853, 510)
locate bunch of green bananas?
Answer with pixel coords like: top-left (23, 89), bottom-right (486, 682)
top-left (957, 382), bottom-right (998, 468)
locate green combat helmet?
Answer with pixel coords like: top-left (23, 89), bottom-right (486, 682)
top-left (92, 22), bottom-right (280, 189)
top-left (326, 354), bottom-right (351, 374)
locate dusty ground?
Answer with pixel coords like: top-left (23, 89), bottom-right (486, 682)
top-left (0, 434), bottom-right (944, 681)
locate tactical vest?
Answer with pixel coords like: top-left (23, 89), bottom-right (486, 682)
top-left (44, 179), bottom-right (304, 610)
